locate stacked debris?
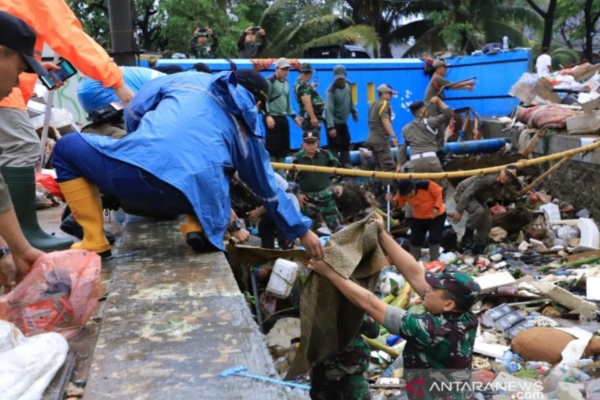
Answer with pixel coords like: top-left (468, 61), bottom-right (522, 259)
top-left (509, 62), bottom-right (600, 135)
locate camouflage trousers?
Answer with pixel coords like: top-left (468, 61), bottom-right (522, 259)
top-left (310, 337), bottom-right (371, 400)
top-left (303, 189), bottom-right (343, 232)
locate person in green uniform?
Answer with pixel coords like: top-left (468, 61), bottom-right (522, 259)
top-left (264, 57), bottom-right (302, 171)
top-left (310, 315), bottom-right (379, 400)
top-left (424, 59), bottom-right (475, 162)
top-left (308, 213), bottom-right (481, 400)
top-left (288, 131), bottom-right (343, 233)
top-left (294, 63), bottom-right (325, 136)
top-left (189, 27), bottom-right (218, 59)
top-left (365, 83), bottom-right (398, 173)
top-left (451, 165), bottom-right (518, 254)
top-left (325, 65), bottom-right (358, 168)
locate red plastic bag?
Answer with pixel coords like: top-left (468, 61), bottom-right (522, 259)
top-left (0, 250), bottom-right (101, 339)
top-left (35, 172), bottom-right (63, 200)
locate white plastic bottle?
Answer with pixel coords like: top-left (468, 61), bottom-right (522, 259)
top-left (502, 36), bottom-right (509, 51)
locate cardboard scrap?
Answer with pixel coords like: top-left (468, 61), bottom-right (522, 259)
top-left (532, 281), bottom-right (598, 321)
top-left (586, 276), bottom-right (600, 301)
top-left (475, 271), bottom-right (516, 294)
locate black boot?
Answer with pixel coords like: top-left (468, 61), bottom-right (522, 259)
top-left (186, 232), bottom-right (220, 253)
top-left (471, 243), bottom-right (486, 255)
top-left (60, 214), bottom-right (116, 245)
top-left (459, 229), bottom-right (475, 252)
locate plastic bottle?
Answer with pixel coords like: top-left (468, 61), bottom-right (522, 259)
top-left (569, 367), bottom-right (591, 382)
top-left (526, 361), bottom-right (551, 370)
top-left (500, 350), bottom-right (513, 368)
top-left (502, 36), bottom-right (509, 51)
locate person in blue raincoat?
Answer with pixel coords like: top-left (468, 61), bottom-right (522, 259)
top-left (52, 70), bottom-right (325, 260)
top-left (77, 66), bottom-right (166, 114)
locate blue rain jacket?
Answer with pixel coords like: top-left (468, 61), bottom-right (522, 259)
top-left (78, 66), bottom-right (165, 113)
top-left (80, 71), bottom-right (311, 250)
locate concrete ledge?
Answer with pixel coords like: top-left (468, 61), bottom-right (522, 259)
top-left (84, 218), bottom-right (290, 399)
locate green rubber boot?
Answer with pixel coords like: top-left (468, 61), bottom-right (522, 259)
top-left (2, 167), bottom-right (73, 251)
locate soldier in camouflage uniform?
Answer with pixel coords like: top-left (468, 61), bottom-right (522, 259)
top-left (189, 28), bottom-right (218, 59)
top-left (310, 315), bottom-right (379, 400)
top-left (294, 63), bottom-right (325, 135)
top-left (451, 165), bottom-right (518, 255)
top-left (288, 132), bottom-right (343, 233)
top-left (307, 216), bottom-right (481, 400)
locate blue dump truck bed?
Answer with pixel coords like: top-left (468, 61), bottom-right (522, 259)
top-left (157, 49), bottom-right (532, 149)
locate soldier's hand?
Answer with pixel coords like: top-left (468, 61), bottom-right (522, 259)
top-left (246, 208), bottom-right (262, 224)
top-left (307, 258), bottom-right (334, 277)
top-left (0, 254), bottom-right (17, 292)
top-left (395, 163), bottom-right (403, 173)
top-left (310, 117), bottom-right (319, 127)
top-left (391, 137), bottom-right (398, 147)
top-left (266, 116), bottom-right (276, 129)
top-left (194, 28), bottom-right (200, 37)
top-left (430, 96), bottom-right (440, 104)
top-left (300, 230), bottom-right (325, 260)
top-left (207, 28), bottom-right (214, 35)
top-left (297, 194), bottom-right (308, 209)
top-left (232, 228), bottom-right (250, 243)
top-left (258, 28), bottom-right (266, 36)
top-left (328, 128), bottom-right (337, 137)
top-left (451, 212), bottom-right (462, 223)
top-left (293, 116), bottom-right (302, 126)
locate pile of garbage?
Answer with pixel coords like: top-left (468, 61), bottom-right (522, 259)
top-left (509, 61), bottom-right (600, 135)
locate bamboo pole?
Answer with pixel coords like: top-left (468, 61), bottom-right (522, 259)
top-left (520, 130), bottom-right (545, 157)
top-left (518, 156), bottom-right (572, 195)
top-left (272, 139), bottom-right (600, 180)
top-left (362, 335), bottom-right (400, 358)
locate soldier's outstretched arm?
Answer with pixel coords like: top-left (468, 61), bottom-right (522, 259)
top-left (372, 214), bottom-right (428, 298)
top-left (307, 258), bottom-right (389, 325)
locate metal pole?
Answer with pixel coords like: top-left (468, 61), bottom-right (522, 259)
top-left (108, 0), bottom-right (136, 66)
top-left (37, 53), bottom-right (60, 173)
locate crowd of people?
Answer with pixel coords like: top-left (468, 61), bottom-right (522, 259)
top-left (0, 3), bottom-right (521, 398)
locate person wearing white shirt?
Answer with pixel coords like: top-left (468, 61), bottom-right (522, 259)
top-left (536, 47), bottom-right (552, 76)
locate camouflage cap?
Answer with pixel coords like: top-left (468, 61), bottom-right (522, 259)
top-left (300, 63), bottom-right (314, 72)
top-left (425, 271), bottom-right (480, 309)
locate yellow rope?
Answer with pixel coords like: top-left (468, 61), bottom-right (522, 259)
top-left (272, 139), bottom-right (600, 180)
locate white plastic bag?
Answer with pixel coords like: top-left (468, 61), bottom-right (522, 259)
top-left (0, 321), bottom-right (68, 400)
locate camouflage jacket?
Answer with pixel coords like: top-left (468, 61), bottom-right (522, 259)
top-left (384, 307), bottom-right (479, 400)
top-left (294, 78), bottom-right (324, 117)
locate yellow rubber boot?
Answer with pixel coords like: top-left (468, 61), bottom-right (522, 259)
top-left (58, 178), bottom-right (111, 258)
top-left (179, 214), bottom-right (217, 252)
top-left (179, 214), bottom-right (202, 238)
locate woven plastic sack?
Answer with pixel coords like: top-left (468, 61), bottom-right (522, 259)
top-left (0, 250), bottom-right (101, 339)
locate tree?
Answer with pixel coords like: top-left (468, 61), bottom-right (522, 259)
top-left (388, 0), bottom-right (541, 56)
top-left (556, 0), bottom-right (600, 62)
top-left (523, 0), bottom-right (558, 49)
top-left (257, 0), bottom-right (378, 58)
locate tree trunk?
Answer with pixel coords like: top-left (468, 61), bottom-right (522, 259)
top-left (525, 0), bottom-right (558, 49)
top-left (582, 0), bottom-right (600, 62)
top-left (541, 0), bottom-right (557, 49)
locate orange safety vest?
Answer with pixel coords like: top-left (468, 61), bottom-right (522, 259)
top-left (0, 1), bottom-right (124, 110)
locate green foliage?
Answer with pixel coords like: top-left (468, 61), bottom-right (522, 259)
top-left (550, 47), bottom-right (580, 68)
top-left (391, 0), bottom-right (542, 56)
top-left (258, 0), bottom-right (378, 58)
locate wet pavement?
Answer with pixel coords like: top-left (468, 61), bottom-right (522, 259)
top-left (37, 207), bottom-right (290, 399)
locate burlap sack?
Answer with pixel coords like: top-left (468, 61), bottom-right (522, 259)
top-left (511, 327), bottom-right (600, 364)
top-left (286, 213), bottom-right (387, 379)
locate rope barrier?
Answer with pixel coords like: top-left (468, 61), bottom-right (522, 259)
top-left (271, 139), bottom-right (600, 180)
